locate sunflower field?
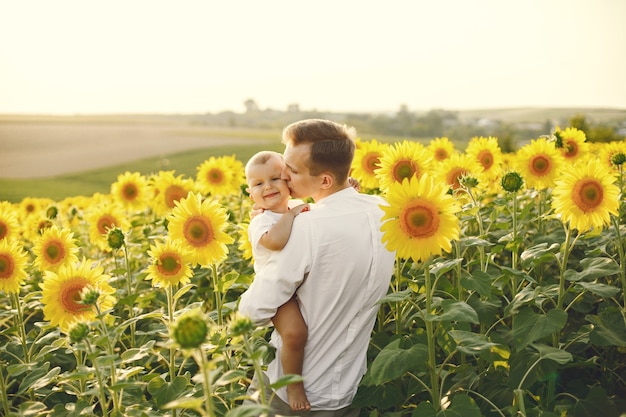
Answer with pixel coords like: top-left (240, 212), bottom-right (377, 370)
top-left (1, 127), bottom-right (626, 417)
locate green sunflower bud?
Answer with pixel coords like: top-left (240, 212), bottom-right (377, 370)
top-left (228, 313), bottom-right (255, 337)
top-left (501, 171), bottom-right (524, 193)
top-left (611, 152), bottom-right (626, 167)
top-left (172, 310), bottom-right (209, 349)
top-left (107, 227), bottom-right (125, 250)
top-left (79, 285), bottom-right (101, 306)
top-left (68, 322), bottom-right (90, 343)
top-left (46, 205), bottom-right (59, 220)
top-left (460, 175), bottom-right (479, 189)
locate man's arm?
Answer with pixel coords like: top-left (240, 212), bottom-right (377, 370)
top-left (259, 203), bottom-right (309, 251)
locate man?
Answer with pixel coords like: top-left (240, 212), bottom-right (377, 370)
top-left (238, 119), bottom-right (396, 416)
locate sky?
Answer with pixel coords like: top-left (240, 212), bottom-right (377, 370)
top-left (1, 0), bottom-right (625, 115)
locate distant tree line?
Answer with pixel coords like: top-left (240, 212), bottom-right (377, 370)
top-left (193, 99), bottom-right (625, 151)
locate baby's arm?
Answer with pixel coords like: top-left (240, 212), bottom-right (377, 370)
top-left (258, 203), bottom-right (309, 251)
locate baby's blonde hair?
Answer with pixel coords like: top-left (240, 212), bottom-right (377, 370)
top-left (245, 150), bottom-right (284, 179)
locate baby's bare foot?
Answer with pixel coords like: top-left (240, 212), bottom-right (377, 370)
top-left (287, 383), bottom-right (311, 411)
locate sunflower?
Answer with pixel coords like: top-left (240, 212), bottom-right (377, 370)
top-left (145, 239), bottom-right (194, 288)
top-left (375, 140), bottom-right (432, 193)
top-left (167, 193), bottom-right (234, 266)
top-left (466, 136), bottom-right (503, 181)
top-left (553, 127), bottom-right (589, 163)
top-left (149, 171), bottom-right (198, 216)
top-left (18, 197), bottom-right (51, 221)
top-left (433, 152), bottom-right (483, 193)
top-left (0, 239), bottom-right (29, 294)
top-left (196, 155), bottom-right (244, 196)
top-left (85, 202), bottom-right (131, 252)
top-left (32, 225), bottom-right (79, 272)
top-left (427, 137), bottom-right (456, 162)
top-left (552, 162), bottom-right (620, 232)
top-left (597, 141), bottom-right (626, 172)
top-left (380, 175), bottom-right (460, 262)
top-left (514, 137), bottom-right (565, 190)
top-left (110, 171), bottom-right (149, 212)
top-left (237, 222), bottom-right (253, 262)
top-left (40, 259), bottom-right (116, 332)
top-left (351, 138), bottom-right (388, 191)
top-left (0, 202), bottom-right (20, 241)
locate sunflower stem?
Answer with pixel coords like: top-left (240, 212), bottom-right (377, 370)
top-left (613, 163), bottom-right (626, 316)
top-left (212, 264), bottom-right (223, 326)
top-left (423, 259), bottom-right (440, 411)
top-left (95, 304), bottom-right (121, 415)
top-left (122, 242), bottom-right (136, 348)
top-left (166, 285), bottom-right (178, 417)
top-left (85, 338), bottom-right (109, 417)
top-left (0, 362), bottom-right (9, 416)
top-left (11, 292), bottom-right (30, 364)
top-left (394, 256), bottom-right (403, 334)
top-left (197, 348), bottom-right (216, 417)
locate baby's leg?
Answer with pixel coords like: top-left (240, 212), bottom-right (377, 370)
top-left (272, 297), bottom-right (311, 411)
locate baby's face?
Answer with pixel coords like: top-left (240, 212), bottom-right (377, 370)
top-left (246, 156), bottom-right (291, 212)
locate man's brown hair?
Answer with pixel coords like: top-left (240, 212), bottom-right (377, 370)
top-left (281, 119), bottom-right (356, 183)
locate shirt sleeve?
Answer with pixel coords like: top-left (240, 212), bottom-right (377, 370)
top-left (238, 215), bottom-right (312, 326)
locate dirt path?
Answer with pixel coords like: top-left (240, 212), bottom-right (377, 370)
top-left (0, 122), bottom-right (259, 179)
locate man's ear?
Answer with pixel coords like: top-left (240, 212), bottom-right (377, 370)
top-left (320, 173), bottom-right (334, 189)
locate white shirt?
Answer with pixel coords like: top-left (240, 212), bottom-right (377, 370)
top-left (248, 199), bottom-right (306, 274)
top-left (238, 187), bottom-right (395, 410)
top-left (248, 210), bottom-right (282, 274)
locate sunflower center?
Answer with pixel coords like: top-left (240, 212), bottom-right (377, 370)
top-left (44, 240), bottom-right (65, 264)
top-left (207, 169), bottom-right (224, 185)
top-left (60, 279), bottom-right (91, 313)
top-left (434, 148), bottom-right (449, 161)
top-left (158, 254), bottom-right (182, 276)
top-left (477, 150), bottom-right (494, 170)
top-left (529, 155), bottom-right (551, 177)
top-left (447, 167), bottom-right (468, 190)
top-left (184, 216), bottom-right (214, 247)
top-left (165, 185), bottom-right (187, 209)
top-left (564, 140), bottom-right (579, 158)
top-left (0, 254), bottom-right (14, 279)
top-left (400, 199), bottom-right (440, 239)
top-left (0, 223), bottom-right (8, 240)
top-left (122, 183), bottom-right (139, 201)
top-left (392, 159), bottom-right (417, 183)
top-left (362, 153), bottom-right (380, 175)
top-left (97, 214), bottom-right (119, 235)
top-left (572, 178), bottom-right (604, 212)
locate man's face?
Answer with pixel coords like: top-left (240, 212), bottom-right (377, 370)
top-left (282, 142), bottom-right (321, 200)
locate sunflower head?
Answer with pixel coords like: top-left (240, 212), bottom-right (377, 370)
top-left (375, 140), bottom-right (432, 193)
top-left (111, 171), bottom-right (149, 211)
top-left (0, 239), bottom-right (29, 294)
top-left (146, 239), bottom-right (194, 288)
top-left (552, 162), bottom-right (620, 232)
top-left (32, 225), bottom-right (79, 272)
top-left (40, 259), bottom-right (116, 332)
top-left (380, 175), bottom-right (460, 262)
top-left (167, 193), bottom-right (234, 267)
top-left (514, 138), bottom-right (565, 190)
top-left (351, 139), bottom-right (388, 191)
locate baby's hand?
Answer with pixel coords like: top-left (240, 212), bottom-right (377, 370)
top-left (290, 203), bottom-right (310, 217)
top-left (250, 203), bottom-right (265, 219)
top-left (348, 177), bottom-right (361, 192)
